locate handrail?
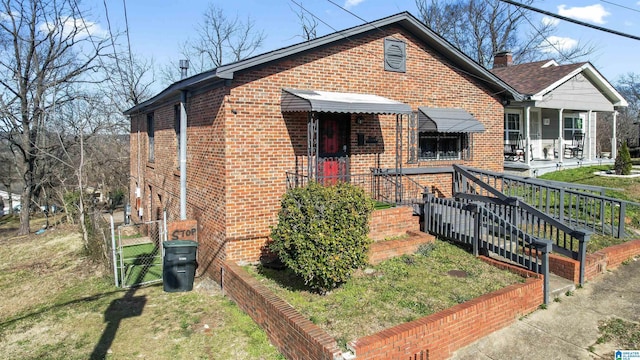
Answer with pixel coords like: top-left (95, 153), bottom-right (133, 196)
top-left (423, 193), bottom-right (551, 304)
top-left (456, 164), bottom-right (633, 238)
top-left (453, 164), bottom-right (591, 284)
top-left (460, 165), bottom-right (624, 194)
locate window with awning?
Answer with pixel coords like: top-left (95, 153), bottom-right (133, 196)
top-left (413, 107), bottom-right (485, 162)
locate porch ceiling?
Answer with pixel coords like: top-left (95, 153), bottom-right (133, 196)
top-left (418, 107), bottom-right (485, 133)
top-left (281, 88), bottom-right (412, 114)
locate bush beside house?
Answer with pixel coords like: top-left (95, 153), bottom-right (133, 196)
top-left (615, 143), bottom-right (632, 175)
top-left (270, 182), bottom-right (374, 293)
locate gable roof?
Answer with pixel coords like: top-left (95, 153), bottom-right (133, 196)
top-left (124, 12), bottom-right (522, 115)
top-left (491, 60), bottom-right (627, 107)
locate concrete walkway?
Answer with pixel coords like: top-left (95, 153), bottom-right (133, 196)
top-left (452, 258), bottom-right (640, 359)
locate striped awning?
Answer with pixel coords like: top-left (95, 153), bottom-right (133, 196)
top-left (418, 107), bottom-right (485, 133)
top-left (281, 88), bottom-right (412, 114)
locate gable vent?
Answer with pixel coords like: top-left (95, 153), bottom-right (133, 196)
top-left (384, 38), bottom-right (406, 72)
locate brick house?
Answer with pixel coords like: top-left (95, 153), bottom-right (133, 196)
top-left (124, 12), bottom-right (520, 281)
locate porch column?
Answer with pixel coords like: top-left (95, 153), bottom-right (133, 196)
top-left (612, 110), bottom-right (618, 160)
top-left (586, 110), bottom-right (592, 161)
top-left (395, 114), bottom-right (403, 204)
top-left (558, 109), bottom-right (564, 163)
top-left (307, 112), bottom-right (319, 181)
top-left (525, 106), bottom-right (531, 165)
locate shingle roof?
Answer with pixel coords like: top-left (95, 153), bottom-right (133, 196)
top-left (490, 60), bottom-right (586, 95)
top-left (124, 12), bottom-right (522, 115)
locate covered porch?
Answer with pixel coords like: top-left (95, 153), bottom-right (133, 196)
top-left (503, 105), bottom-right (619, 176)
top-left (281, 88), bottom-right (419, 205)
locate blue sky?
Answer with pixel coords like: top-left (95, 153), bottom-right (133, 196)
top-left (86, 0), bottom-right (640, 90)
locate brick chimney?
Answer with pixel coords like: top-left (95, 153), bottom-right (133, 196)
top-left (493, 51), bottom-right (513, 69)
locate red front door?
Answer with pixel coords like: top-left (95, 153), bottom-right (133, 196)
top-left (319, 114), bottom-right (349, 184)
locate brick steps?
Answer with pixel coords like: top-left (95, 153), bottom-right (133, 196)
top-left (368, 230), bottom-right (435, 265)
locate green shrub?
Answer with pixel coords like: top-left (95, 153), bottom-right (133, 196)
top-left (614, 143), bottom-right (632, 175)
top-left (270, 182), bottom-right (374, 293)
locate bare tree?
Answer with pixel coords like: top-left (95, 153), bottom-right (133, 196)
top-left (107, 53), bottom-right (155, 112)
top-left (616, 73), bottom-right (640, 148)
top-left (290, 3), bottom-right (318, 41)
top-left (40, 94), bottom-right (124, 248)
top-left (162, 4), bottom-right (265, 83)
top-left (415, 0), bottom-right (594, 67)
top-left (0, 0), bottom-right (108, 235)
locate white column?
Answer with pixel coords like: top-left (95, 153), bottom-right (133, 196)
top-left (558, 109), bottom-right (564, 163)
top-left (612, 110), bottom-right (618, 160)
top-left (525, 106), bottom-right (531, 165)
top-left (586, 110), bottom-right (592, 161)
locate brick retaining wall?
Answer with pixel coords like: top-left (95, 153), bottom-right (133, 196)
top-left (222, 262), bottom-right (342, 360)
top-left (548, 239), bottom-right (640, 284)
top-left (222, 256), bottom-right (542, 360)
top-left (368, 230), bottom-right (435, 265)
top-left (348, 258), bottom-right (542, 360)
top-left (368, 206), bottom-right (420, 241)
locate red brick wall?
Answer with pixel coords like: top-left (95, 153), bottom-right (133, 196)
top-left (369, 206), bottom-right (420, 241)
top-left (222, 262), bottom-right (342, 360)
top-left (545, 240), bottom-right (640, 284)
top-left (221, 257), bottom-right (541, 360)
top-left (129, 24), bottom-right (506, 276)
top-left (129, 87), bottom-right (230, 281)
top-left (349, 258), bottom-right (543, 360)
top-left (368, 231), bottom-right (435, 265)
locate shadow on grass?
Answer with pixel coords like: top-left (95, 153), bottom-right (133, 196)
top-left (0, 289), bottom-right (126, 328)
top-left (90, 245), bottom-right (160, 360)
top-left (256, 265), bottom-right (312, 293)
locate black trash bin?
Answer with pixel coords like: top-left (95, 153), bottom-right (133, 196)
top-left (163, 240), bottom-right (198, 292)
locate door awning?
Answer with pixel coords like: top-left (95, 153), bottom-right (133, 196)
top-left (418, 107), bottom-right (485, 133)
top-left (281, 88), bottom-right (412, 114)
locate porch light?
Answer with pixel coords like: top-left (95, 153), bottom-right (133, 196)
top-left (356, 115), bottom-right (364, 125)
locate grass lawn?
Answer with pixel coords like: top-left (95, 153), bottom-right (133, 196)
top-left (539, 165), bottom-right (640, 252)
top-left (246, 240), bottom-right (524, 350)
top-left (117, 242), bottom-right (163, 287)
top-left (0, 218), bottom-right (284, 360)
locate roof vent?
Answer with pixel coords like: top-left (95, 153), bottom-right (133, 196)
top-left (384, 38), bottom-right (406, 73)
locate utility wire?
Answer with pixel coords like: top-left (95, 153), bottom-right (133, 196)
top-left (122, 0), bottom-right (134, 65)
top-left (498, 0), bottom-right (640, 41)
top-left (312, 0), bottom-right (514, 99)
top-left (599, 0), bottom-right (640, 14)
top-left (515, 7), bottom-right (571, 62)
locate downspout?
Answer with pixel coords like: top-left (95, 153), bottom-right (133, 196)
top-left (180, 90), bottom-right (188, 220)
top-left (179, 60), bottom-right (189, 220)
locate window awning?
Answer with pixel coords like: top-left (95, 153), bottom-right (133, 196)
top-left (418, 107), bottom-right (485, 133)
top-left (281, 88), bottom-right (412, 114)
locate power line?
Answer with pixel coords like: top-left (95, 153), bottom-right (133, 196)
top-left (498, 0), bottom-right (640, 41)
top-left (314, 0), bottom-right (514, 100)
top-left (515, 8), bottom-right (571, 63)
top-left (122, 0), bottom-right (134, 65)
top-left (600, 0), bottom-right (640, 14)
